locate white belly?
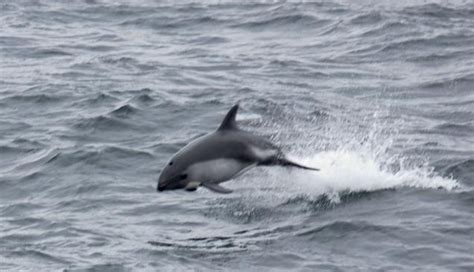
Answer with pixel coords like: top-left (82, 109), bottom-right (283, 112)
top-left (188, 159), bottom-right (253, 183)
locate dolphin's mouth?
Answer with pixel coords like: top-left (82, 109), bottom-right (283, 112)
top-left (156, 179), bottom-right (181, 192)
top-left (157, 173), bottom-right (188, 192)
top-left (157, 178), bottom-right (171, 192)
top-left (157, 184), bottom-right (166, 191)
top-left (157, 177), bottom-right (174, 192)
top-left (156, 182), bottom-right (183, 192)
top-left (158, 180), bottom-right (196, 192)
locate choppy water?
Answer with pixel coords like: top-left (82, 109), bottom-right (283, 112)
top-left (1, 0), bottom-right (474, 271)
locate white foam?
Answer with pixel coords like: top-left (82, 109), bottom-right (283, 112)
top-left (268, 150), bottom-right (458, 202)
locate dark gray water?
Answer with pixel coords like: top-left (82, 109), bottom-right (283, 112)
top-left (1, 0), bottom-right (473, 271)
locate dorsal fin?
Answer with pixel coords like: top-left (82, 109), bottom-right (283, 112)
top-left (218, 104), bottom-right (239, 130)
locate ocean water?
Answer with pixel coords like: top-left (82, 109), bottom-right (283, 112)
top-left (1, 0), bottom-right (473, 271)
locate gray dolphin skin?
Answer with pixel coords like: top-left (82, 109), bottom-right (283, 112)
top-left (157, 104), bottom-right (319, 194)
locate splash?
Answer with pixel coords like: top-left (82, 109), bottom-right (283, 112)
top-left (253, 101), bottom-right (461, 203)
top-left (280, 150), bottom-right (458, 202)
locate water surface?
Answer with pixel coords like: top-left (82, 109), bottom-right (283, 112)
top-left (1, 0), bottom-right (473, 271)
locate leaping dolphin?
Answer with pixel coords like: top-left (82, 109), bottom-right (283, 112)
top-left (157, 104), bottom-right (319, 194)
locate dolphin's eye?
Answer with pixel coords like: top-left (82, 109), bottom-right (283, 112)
top-left (180, 174), bottom-right (188, 180)
top-left (169, 161), bottom-right (173, 166)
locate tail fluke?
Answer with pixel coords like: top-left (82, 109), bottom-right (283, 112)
top-left (278, 158), bottom-right (320, 171)
top-left (259, 156), bottom-right (319, 171)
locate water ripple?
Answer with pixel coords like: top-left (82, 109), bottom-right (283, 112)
top-left (0, 1), bottom-right (472, 271)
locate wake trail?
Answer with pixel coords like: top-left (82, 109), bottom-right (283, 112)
top-left (277, 150), bottom-right (458, 202)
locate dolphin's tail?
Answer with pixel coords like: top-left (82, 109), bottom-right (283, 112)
top-left (259, 157), bottom-right (320, 171)
top-left (278, 158), bottom-right (320, 171)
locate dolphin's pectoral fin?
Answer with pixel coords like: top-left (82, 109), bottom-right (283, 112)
top-left (185, 181), bottom-right (201, 192)
top-left (202, 183), bottom-right (233, 194)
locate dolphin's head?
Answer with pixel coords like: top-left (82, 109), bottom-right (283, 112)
top-left (157, 104), bottom-right (242, 192)
top-left (157, 155), bottom-right (191, 192)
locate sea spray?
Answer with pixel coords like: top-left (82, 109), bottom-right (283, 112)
top-left (289, 150), bottom-right (458, 202)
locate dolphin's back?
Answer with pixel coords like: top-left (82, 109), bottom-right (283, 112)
top-left (175, 129), bottom-right (279, 166)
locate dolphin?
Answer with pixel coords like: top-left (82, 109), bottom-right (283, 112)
top-left (157, 104), bottom-right (319, 194)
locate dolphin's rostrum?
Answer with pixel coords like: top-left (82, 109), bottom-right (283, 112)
top-left (157, 104), bottom-right (319, 194)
